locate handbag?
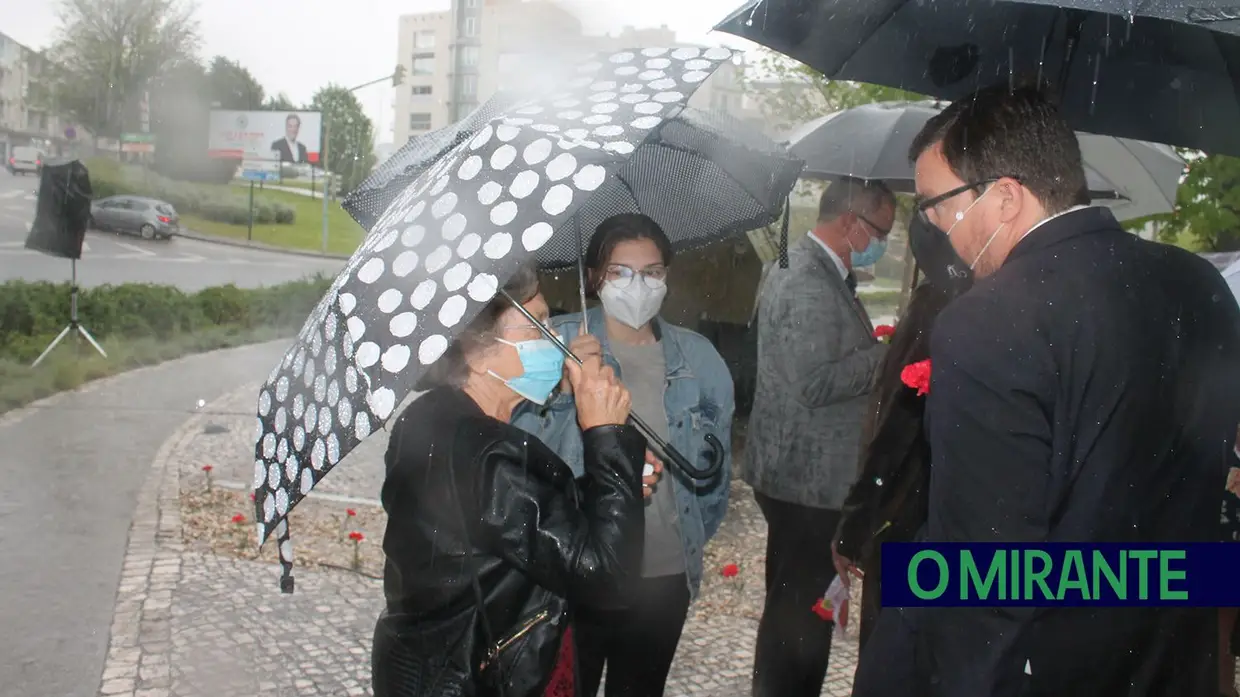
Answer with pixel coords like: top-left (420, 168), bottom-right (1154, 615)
top-left (372, 423), bottom-right (504, 697)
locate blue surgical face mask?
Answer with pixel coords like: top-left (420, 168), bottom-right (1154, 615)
top-left (850, 235), bottom-right (888, 268)
top-left (488, 338), bottom-right (565, 405)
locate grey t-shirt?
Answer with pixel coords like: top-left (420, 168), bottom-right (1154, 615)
top-left (610, 339), bottom-right (685, 577)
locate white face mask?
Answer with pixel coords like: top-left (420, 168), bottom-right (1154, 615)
top-left (599, 277), bottom-right (668, 330)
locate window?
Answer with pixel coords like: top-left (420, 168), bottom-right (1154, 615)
top-left (463, 16), bottom-right (478, 37)
top-left (409, 113), bottom-right (432, 131)
top-left (459, 74), bottom-right (477, 97)
top-left (412, 54), bottom-right (435, 75)
top-left (411, 85), bottom-right (432, 96)
top-left (465, 0), bottom-right (479, 7)
top-left (460, 45), bottom-right (480, 68)
top-left (413, 30), bottom-right (436, 49)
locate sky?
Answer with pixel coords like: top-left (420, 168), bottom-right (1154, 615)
top-left (0, 0), bottom-right (754, 144)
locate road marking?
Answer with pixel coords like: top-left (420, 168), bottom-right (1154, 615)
top-left (0, 190), bottom-right (23, 199)
top-left (82, 241), bottom-right (91, 252)
top-left (0, 241), bottom-right (21, 248)
top-left (113, 241), bottom-right (156, 257)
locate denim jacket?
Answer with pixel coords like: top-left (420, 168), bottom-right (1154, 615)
top-left (511, 307), bottom-right (735, 599)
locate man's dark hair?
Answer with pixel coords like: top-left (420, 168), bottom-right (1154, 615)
top-left (908, 82), bottom-right (1087, 214)
top-left (817, 176), bottom-right (895, 223)
top-left (584, 213), bottom-right (674, 296)
top-left (286, 114), bottom-right (301, 127)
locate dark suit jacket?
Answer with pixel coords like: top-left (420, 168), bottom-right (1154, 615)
top-left (918, 207), bottom-right (1240, 697)
top-left (270, 139), bottom-right (307, 163)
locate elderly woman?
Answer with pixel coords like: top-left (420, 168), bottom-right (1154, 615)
top-left (514, 213), bottom-right (734, 697)
top-left (371, 265), bottom-right (648, 697)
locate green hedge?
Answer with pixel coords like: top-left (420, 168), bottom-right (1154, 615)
top-left (87, 158), bottom-right (296, 226)
top-left (0, 277), bottom-right (331, 362)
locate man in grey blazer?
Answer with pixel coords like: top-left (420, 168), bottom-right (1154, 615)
top-left (747, 177), bottom-right (894, 697)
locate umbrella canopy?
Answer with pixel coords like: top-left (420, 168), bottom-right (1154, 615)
top-left (346, 99), bottom-right (803, 270)
top-left (1224, 258), bottom-right (1240, 307)
top-left (715, 0), bottom-right (1240, 156)
top-left (252, 46), bottom-right (799, 592)
top-left (787, 100), bottom-right (1185, 221)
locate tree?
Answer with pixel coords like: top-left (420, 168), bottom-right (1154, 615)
top-left (310, 85), bottom-right (377, 192)
top-left (1143, 153), bottom-right (1240, 253)
top-left (264, 93), bottom-right (298, 111)
top-left (745, 49), bottom-right (923, 134)
top-left (206, 56), bottom-right (265, 110)
top-left (42, 0), bottom-right (199, 140)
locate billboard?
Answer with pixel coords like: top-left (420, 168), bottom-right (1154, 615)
top-left (208, 110), bottom-right (322, 163)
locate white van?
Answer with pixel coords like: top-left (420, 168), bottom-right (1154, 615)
top-left (7, 146), bottom-right (44, 176)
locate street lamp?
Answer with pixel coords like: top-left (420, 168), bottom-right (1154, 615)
top-left (320, 65), bottom-right (406, 253)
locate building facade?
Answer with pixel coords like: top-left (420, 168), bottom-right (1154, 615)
top-left (392, 0), bottom-right (749, 144)
top-left (0, 31), bottom-right (75, 161)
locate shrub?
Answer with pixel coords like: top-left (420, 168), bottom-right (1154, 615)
top-left (84, 158), bottom-right (297, 226)
top-left (0, 276), bottom-right (332, 362)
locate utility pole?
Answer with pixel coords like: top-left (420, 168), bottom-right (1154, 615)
top-left (320, 65), bottom-right (407, 254)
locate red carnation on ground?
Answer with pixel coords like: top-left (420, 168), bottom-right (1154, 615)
top-left (231, 514), bottom-right (246, 524)
top-left (812, 598), bottom-right (834, 621)
top-left (721, 563), bottom-right (739, 578)
top-left (348, 531), bottom-right (365, 542)
top-left (346, 508), bottom-right (357, 517)
top-left (201, 465), bottom-right (213, 473)
top-left (873, 324), bottom-right (896, 343)
top-left (249, 493), bottom-right (256, 501)
top-left (900, 359), bottom-right (932, 396)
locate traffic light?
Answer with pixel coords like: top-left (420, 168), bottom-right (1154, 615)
top-left (392, 64), bottom-right (406, 87)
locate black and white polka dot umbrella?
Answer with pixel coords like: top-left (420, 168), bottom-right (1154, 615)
top-left (252, 46), bottom-right (774, 593)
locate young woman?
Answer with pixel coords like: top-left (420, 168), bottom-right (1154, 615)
top-left (372, 265), bottom-right (647, 697)
top-left (514, 213), bottom-right (735, 697)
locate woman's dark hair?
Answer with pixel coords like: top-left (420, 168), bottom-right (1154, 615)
top-left (416, 264), bottom-right (540, 390)
top-left (584, 213), bottom-right (674, 296)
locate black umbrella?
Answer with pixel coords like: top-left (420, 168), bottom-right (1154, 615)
top-left (715, 0), bottom-right (1240, 156)
top-left (253, 46), bottom-right (800, 592)
top-left (786, 100), bottom-right (1185, 220)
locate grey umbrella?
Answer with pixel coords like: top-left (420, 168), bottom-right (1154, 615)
top-left (787, 101), bottom-right (1185, 221)
top-left (715, 0), bottom-right (1240, 156)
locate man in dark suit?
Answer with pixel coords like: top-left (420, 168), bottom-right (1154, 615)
top-left (879, 83), bottom-right (1240, 697)
top-left (270, 113), bottom-right (308, 163)
top-left (747, 177), bottom-right (894, 697)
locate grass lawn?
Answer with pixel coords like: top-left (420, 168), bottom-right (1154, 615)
top-left (183, 188), bottom-right (365, 256)
top-left (0, 325), bottom-right (288, 414)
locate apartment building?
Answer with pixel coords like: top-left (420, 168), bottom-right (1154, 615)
top-left (392, 0), bottom-right (750, 144)
top-left (0, 31), bottom-right (73, 161)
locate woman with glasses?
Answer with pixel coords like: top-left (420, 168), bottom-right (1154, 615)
top-left (373, 265), bottom-right (648, 697)
top-left (514, 213), bottom-right (735, 697)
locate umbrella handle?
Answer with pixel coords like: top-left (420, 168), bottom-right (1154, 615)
top-left (500, 289), bottom-right (723, 481)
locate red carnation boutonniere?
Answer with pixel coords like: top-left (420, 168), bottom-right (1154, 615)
top-left (873, 324), bottom-right (896, 343)
top-left (901, 359), bottom-right (932, 396)
top-left (812, 597), bottom-right (834, 621)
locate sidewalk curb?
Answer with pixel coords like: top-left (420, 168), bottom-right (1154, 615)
top-left (174, 229), bottom-right (350, 261)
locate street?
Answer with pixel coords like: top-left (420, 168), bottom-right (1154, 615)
top-left (0, 171), bottom-right (344, 290)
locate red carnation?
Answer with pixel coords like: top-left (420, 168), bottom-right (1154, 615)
top-left (249, 493), bottom-right (256, 501)
top-left (900, 359), bottom-right (932, 396)
top-left (231, 514), bottom-right (246, 524)
top-left (812, 598), bottom-right (834, 621)
top-left (721, 563), bottom-right (740, 578)
top-left (346, 508), bottom-right (357, 517)
top-left (348, 531), bottom-right (365, 542)
top-left (873, 324), bottom-right (896, 342)
top-left (202, 465), bottom-right (213, 473)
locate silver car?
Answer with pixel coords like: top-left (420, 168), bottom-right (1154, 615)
top-left (89, 196), bottom-right (180, 240)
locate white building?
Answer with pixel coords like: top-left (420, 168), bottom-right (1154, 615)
top-left (0, 31), bottom-right (77, 160)
top-left (392, 0), bottom-right (749, 145)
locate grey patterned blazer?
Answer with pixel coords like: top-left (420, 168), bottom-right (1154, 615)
top-left (744, 236), bottom-right (888, 510)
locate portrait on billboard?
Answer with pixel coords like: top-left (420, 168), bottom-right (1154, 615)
top-left (208, 110), bottom-right (322, 163)
top-left (270, 114), bottom-right (309, 163)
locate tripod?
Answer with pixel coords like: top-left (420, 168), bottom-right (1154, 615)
top-left (32, 259), bottom-right (107, 367)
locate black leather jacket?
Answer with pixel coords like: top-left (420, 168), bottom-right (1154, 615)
top-left (377, 387), bottom-right (645, 696)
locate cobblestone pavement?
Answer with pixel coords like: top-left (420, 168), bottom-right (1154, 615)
top-left (100, 383), bottom-right (862, 697)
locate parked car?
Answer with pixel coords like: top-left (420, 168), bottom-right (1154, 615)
top-left (89, 196), bottom-right (180, 240)
top-left (6, 146), bottom-right (43, 176)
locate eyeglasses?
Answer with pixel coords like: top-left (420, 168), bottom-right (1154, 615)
top-left (604, 263), bottom-right (668, 289)
top-left (913, 176), bottom-right (1021, 225)
top-left (855, 213), bottom-right (891, 238)
top-left (498, 320), bottom-right (554, 336)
